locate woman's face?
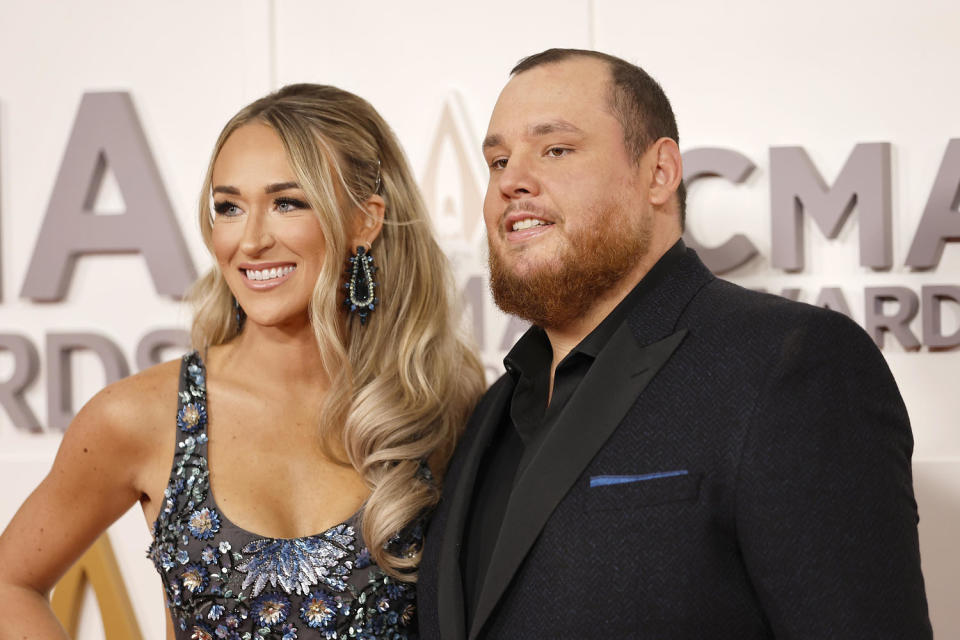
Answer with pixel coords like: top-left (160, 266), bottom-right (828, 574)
top-left (211, 122), bottom-right (329, 332)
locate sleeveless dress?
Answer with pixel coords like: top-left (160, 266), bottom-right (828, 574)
top-left (147, 352), bottom-right (421, 640)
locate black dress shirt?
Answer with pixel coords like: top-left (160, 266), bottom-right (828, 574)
top-left (459, 240), bottom-right (686, 631)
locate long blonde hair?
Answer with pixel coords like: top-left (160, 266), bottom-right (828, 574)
top-left (189, 84), bottom-right (485, 579)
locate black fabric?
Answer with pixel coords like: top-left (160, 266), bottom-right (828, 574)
top-left (459, 410), bottom-right (521, 627)
top-left (460, 241), bottom-right (687, 629)
top-left (419, 244), bottom-right (932, 640)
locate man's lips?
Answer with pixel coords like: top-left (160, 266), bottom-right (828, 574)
top-left (502, 210), bottom-right (555, 243)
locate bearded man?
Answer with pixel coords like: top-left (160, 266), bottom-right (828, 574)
top-left (418, 49), bottom-right (931, 639)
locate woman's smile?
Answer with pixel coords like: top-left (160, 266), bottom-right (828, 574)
top-left (239, 262), bottom-right (298, 289)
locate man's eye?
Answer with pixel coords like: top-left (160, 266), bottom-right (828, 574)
top-left (213, 200), bottom-right (242, 216)
top-left (489, 158), bottom-right (508, 170)
top-left (547, 147), bottom-right (571, 158)
top-left (275, 197), bottom-right (309, 213)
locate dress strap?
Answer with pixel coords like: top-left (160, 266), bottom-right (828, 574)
top-left (176, 351), bottom-right (209, 439)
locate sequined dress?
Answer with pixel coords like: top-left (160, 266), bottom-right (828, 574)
top-left (147, 352), bottom-right (420, 640)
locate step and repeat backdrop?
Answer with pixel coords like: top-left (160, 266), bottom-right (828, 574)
top-left (1, 0), bottom-right (958, 636)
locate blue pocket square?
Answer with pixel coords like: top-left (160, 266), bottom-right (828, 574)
top-left (589, 470), bottom-right (688, 487)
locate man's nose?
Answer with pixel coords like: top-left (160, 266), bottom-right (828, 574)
top-left (498, 155), bottom-right (539, 199)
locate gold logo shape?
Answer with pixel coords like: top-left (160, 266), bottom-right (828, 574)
top-left (51, 533), bottom-right (143, 639)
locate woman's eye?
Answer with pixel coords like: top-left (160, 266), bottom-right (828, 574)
top-left (213, 200), bottom-right (242, 216)
top-left (275, 197), bottom-right (309, 213)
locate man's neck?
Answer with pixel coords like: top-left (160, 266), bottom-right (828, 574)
top-left (543, 233), bottom-right (679, 398)
top-left (543, 279), bottom-right (633, 379)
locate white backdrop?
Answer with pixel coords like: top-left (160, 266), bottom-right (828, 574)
top-left (1, 0), bottom-right (958, 636)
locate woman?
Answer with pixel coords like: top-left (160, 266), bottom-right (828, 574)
top-left (0, 84), bottom-right (486, 638)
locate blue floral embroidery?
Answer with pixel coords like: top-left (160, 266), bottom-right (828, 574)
top-left (187, 362), bottom-right (205, 388)
top-left (237, 528), bottom-right (354, 596)
top-left (201, 545), bottom-right (220, 565)
top-left (214, 626), bottom-right (241, 640)
top-left (181, 564), bottom-right (209, 593)
top-left (147, 352), bottom-right (423, 639)
top-left (189, 624), bottom-right (213, 640)
top-left (188, 507), bottom-right (221, 540)
top-left (252, 592), bottom-right (292, 627)
top-left (299, 591), bottom-right (338, 631)
top-left (354, 548), bottom-right (371, 569)
top-left (177, 402), bottom-right (207, 434)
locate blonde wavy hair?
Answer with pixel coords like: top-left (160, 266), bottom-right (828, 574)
top-left (189, 84), bottom-right (486, 579)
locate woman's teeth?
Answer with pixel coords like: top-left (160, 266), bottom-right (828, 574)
top-left (512, 218), bottom-right (547, 231)
top-left (245, 265), bottom-right (296, 281)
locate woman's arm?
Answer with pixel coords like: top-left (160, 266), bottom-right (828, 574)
top-left (0, 372), bottom-right (169, 636)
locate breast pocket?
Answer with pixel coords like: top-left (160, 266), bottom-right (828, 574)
top-left (584, 471), bottom-right (702, 512)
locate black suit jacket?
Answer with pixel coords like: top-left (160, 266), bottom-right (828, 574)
top-left (418, 248), bottom-right (931, 639)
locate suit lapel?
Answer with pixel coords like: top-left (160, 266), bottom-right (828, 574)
top-left (468, 325), bottom-right (688, 639)
top-left (436, 377), bottom-right (515, 640)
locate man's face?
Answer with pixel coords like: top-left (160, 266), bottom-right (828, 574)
top-left (482, 57), bottom-right (653, 328)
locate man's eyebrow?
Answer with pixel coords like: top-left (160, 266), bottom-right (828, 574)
top-left (265, 181), bottom-right (300, 194)
top-left (482, 121), bottom-right (585, 152)
top-left (212, 185), bottom-right (240, 195)
top-left (482, 134), bottom-right (503, 152)
top-left (529, 120), bottom-right (584, 137)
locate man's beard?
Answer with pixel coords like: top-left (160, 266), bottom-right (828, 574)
top-left (488, 205), bottom-right (652, 330)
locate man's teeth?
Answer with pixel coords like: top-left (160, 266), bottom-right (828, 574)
top-left (512, 218), bottom-right (548, 231)
top-left (245, 265), bottom-right (296, 281)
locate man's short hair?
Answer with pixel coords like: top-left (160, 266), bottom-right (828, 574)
top-left (511, 49), bottom-right (687, 226)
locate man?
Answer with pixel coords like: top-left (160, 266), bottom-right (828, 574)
top-left (418, 49), bottom-right (931, 639)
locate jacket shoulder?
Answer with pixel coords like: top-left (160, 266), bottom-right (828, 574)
top-left (691, 278), bottom-right (873, 345)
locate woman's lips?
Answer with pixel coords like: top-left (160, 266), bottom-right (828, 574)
top-left (240, 264), bottom-right (297, 290)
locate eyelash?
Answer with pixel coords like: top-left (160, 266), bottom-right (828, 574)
top-left (213, 200), bottom-right (241, 216)
top-left (212, 197), bottom-right (310, 216)
top-left (488, 146), bottom-right (572, 170)
top-left (274, 197), bottom-right (309, 212)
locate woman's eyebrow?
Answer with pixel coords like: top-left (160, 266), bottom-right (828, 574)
top-left (265, 181), bottom-right (300, 194)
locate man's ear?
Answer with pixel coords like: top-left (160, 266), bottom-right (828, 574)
top-left (349, 194), bottom-right (385, 248)
top-left (647, 138), bottom-right (683, 207)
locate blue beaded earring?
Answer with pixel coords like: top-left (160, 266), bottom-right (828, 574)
top-left (233, 296), bottom-right (246, 332)
top-left (344, 245), bottom-right (378, 325)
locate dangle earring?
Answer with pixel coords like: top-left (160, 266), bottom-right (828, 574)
top-left (233, 296), bottom-right (246, 332)
top-left (343, 245), bottom-right (379, 325)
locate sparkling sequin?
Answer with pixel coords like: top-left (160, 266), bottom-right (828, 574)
top-left (202, 545), bottom-right (220, 565)
top-left (188, 507), bottom-right (221, 540)
top-left (300, 591), bottom-right (338, 630)
top-left (177, 402), bottom-right (207, 434)
top-left (190, 626), bottom-right (213, 640)
top-left (252, 593), bottom-right (291, 626)
top-left (146, 352), bottom-right (422, 639)
top-left (181, 565), bottom-right (208, 593)
top-left (238, 532), bottom-right (354, 597)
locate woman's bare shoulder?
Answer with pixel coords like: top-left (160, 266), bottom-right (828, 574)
top-left (72, 357), bottom-right (183, 449)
